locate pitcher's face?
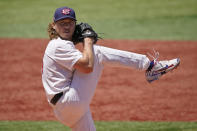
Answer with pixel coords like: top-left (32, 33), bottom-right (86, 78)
top-left (54, 18), bottom-right (76, 40)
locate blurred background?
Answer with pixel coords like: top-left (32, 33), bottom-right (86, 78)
top-left (0, 0), bottom-right (197, 40)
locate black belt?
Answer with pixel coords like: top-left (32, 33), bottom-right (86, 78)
top-left (50, 92), bottom-right (63, 105)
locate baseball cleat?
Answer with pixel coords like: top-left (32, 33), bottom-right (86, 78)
top-left (145, 58), bottom-right (180, 83)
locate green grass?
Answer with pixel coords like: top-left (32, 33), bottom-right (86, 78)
top-left (0, 0), bottom-right (197, 40)
top-left (0, 121), bottom-right (197, 131)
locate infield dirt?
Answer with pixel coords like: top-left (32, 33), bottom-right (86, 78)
top-left (0, 38), bottom-right (197, 121)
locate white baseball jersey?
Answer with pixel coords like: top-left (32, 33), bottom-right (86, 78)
top-left (42, 37), bottom-right (82, 102)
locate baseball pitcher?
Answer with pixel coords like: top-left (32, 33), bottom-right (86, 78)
top-left (42, 6), bottom-right (180, 131)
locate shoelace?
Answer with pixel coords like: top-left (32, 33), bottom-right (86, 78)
top-left (147, 49), bottom-right (160, 63)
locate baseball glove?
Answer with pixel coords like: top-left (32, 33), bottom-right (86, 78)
top-left (72, 22), bottom-right (98, 44)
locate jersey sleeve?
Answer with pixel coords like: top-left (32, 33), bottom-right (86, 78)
top-left (52, 41), bottom-right (82, 71)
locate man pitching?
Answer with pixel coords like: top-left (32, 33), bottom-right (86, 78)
top-left (42, 6), bottom-right (180, 131)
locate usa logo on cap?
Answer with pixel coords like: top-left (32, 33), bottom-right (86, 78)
top-left (54, 7), bottom-right (76, 22)
top-left (62, 8), bottom-right (70, 15)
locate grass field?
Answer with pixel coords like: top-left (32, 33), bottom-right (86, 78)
top-left (0, 121), bottom-right (197, 131)
top-left (0, 0), bottom-right (197, 40)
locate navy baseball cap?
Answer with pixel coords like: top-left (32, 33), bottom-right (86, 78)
top-left (53, 7), bottom-right (76, 22)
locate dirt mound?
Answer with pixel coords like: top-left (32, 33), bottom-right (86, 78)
top-left (0, 38), bottom-right (197, 121)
